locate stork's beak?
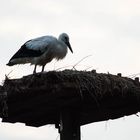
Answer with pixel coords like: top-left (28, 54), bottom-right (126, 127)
top-left (66, 41), bottom-right (73, 53)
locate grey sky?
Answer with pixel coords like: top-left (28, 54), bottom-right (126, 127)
top-left (0, 0), bottom-right (140, 139)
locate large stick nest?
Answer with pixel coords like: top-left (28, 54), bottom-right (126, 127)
top-left (0, 70), bottom-right (140, 127)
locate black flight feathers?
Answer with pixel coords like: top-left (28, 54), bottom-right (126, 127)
top-left (9, 43), bottom-right (44, 61)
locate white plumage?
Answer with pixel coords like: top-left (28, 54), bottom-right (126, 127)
top-left (7, 33), bottom-right (73, 74)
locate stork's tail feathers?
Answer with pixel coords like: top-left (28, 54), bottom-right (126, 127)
top-left (6, 61), bottom-right (15, 66)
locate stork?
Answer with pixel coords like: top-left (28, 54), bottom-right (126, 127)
top-left (7, 33), bottom-right (73, 74)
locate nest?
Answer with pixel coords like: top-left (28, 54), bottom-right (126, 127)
top-left (1, 70), bottom-right (140, 127)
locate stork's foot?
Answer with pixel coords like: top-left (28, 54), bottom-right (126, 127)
top-left (33, 70), bottom-right (36, 74)
top-left (33, 65), bottom-right (37, 74)
top-left (41, 65), bottom-right (45, 72)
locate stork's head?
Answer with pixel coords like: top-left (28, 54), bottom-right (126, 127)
top-left (59, 33), bottom-right (73, 53)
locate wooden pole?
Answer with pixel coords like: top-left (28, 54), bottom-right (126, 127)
top-left (59, 109), bottom-right (81, 140)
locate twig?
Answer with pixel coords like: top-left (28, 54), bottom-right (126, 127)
top-left (128, 73), bottom-right (140, 78)
top-left (56, 65), bottom-right (74, 71)
top-left (72, 55), bottom-right (92, 70)
top-left (5, 70), bottom-right (13, 80)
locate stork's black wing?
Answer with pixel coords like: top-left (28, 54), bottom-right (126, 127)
top-left (9, 43), bottom-right (44, 61)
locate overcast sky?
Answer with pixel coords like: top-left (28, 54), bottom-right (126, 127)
top-left (0, 0), bottom-right (140, 140)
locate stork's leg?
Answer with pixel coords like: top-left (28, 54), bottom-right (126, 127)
top-left (33, 65), bottom-right (37, 74)
top-left (41, 65), bottom-right (45, 72)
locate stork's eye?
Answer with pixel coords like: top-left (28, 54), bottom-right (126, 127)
top-left (64, 36), bottom-right (68, 41)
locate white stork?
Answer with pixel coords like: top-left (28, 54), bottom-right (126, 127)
top-left (7, 33), bottom-right (73, 74)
